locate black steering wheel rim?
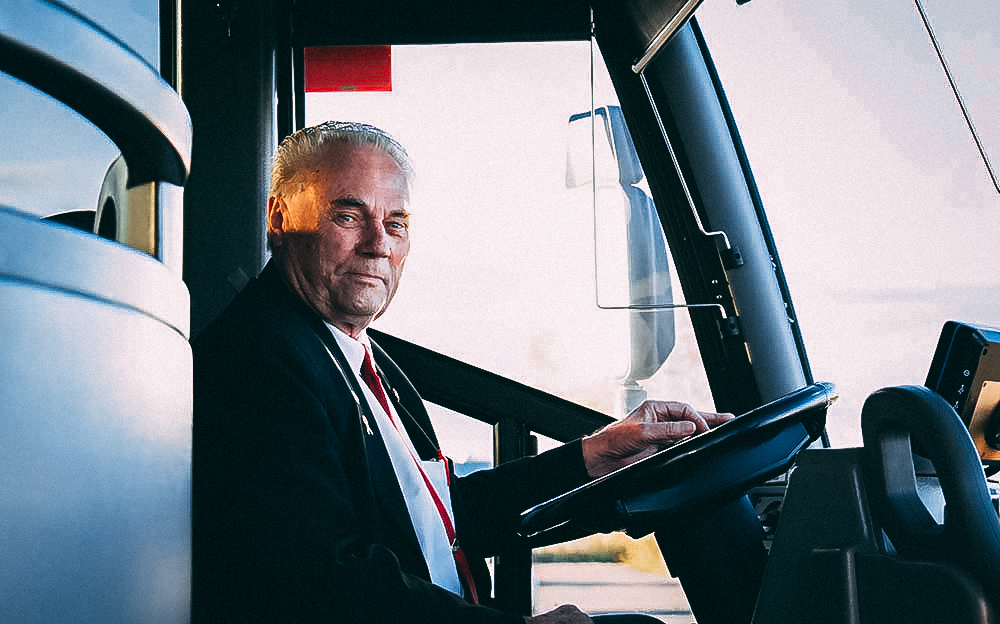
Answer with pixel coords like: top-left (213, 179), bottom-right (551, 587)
top-left (519, 382), bottom-right (835, 544)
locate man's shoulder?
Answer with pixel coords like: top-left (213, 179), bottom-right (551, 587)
top-left (192, 263), bottom-right (320, 368)
top-left (191, 263), bottom-right (366, 437)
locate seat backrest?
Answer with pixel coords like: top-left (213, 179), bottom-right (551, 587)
top-left (0, 2), bottom-right (192, 621)
top-left (861, 385), bottom-right (1000, 608)
top-left (753, 385), bottom-right (1000, 624)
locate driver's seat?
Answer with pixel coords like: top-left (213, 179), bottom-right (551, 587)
top-left (751, 386), bottom-right (999, 624)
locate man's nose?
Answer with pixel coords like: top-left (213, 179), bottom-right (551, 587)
top-left (357, 220), bottom-right (391, 257)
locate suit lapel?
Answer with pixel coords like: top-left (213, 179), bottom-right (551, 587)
top-left (309, 320), bottom-right (429, 576)
top-left (254, 261), bottom-right (435, 580)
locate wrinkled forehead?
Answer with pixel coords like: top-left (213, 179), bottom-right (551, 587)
top-left (296, 142), bottom-right (411, 203)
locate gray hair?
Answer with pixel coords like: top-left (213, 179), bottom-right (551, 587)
top-left (269, 121), bottom-right (413, 198)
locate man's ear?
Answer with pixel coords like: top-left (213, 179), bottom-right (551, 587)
top-left (267, 196), bottom-right (286, 244)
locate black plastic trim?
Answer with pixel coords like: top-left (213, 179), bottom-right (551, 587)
top-left (368, 329), bottom-right (614, 443)
top-left (690, 20), bottom-right (814, 389)
top-left (159, 0), bottom-right (178, 87)
top-left (291, 0), bottom-right (591, 47)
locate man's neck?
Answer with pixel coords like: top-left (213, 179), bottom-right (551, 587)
top-left (326, 321), bottom-right (367, 346)
top-left (330, 319), bottom-right (367, 339)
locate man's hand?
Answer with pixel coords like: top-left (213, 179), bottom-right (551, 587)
top-left (581, 401), bottom-right (733, 478)
top-left (524, 605), bottom-right (593, 623)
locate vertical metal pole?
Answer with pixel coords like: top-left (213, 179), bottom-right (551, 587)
top-left (181, 0), bottom-right (275, 335)
top-left (274, 0), bottom-right (295, 143)
top-left (492, 419), bottom-right (537, 615)
top-left (293, 46), bottom-right (305, 131)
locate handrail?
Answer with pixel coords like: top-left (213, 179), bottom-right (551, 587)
top-left (631, 0), bottom-right (704, 74)
top-left (369, 329), bottom-right (615, 443)
top-left (0, 0), bottom-right (191, 187)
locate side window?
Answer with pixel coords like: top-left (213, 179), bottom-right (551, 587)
top-left (304, 42), bottom-right (715, 418)
top-left (305, 41), bottom-right (711, 619)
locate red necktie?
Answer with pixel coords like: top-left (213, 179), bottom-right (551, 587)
top-left (360, 349), bottom-right (480, 604)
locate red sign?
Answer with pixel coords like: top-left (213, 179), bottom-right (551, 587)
top-left (304, 46), bottom-right (392, 93)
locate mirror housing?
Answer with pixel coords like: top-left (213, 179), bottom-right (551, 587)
top-left (568, 106), bottom-right (675, 411)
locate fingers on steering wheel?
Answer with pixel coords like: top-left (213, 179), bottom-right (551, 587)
top-left (632, 400), bottom-right (723, 434)
top-left (672, 402), bottom-right (710, 433)
top-left (636, 421), bottom-right (696, 449)
top-left (705, 411), bottom-right (736, 427)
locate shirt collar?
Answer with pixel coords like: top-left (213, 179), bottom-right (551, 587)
top-left (325, 322), bottom-right (372, 375)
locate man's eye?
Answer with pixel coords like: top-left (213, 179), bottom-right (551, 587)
top-left (386, 220), bottom-right (409, 233)
top-left (333, 213), bottom-right (358, 226)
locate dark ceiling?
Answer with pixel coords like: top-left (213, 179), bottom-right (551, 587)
top-left (291, 0), bottom-right (593, 46)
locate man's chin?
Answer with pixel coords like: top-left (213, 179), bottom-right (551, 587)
top-left (339, 297), bottom-right (388, 322)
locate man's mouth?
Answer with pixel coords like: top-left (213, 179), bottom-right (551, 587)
top-left (345, 271), bottom-right (387, 284)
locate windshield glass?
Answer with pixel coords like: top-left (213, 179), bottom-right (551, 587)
top-left (916, 0), bottom-right (1000, 194)
top-left (697, 0), bottom-right (1000, 446)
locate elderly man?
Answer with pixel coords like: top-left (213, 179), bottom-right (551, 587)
top-left (192, 121), bottom-right (729, 623)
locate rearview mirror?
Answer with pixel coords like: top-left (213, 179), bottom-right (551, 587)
top-left (568, 106), bottom-right (676, 412)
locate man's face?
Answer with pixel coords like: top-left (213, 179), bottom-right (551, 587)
top-left (269, 143), bottom-right (410, 337)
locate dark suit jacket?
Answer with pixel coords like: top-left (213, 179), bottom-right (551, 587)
top-left (192, 261), bottom-right (591, 623)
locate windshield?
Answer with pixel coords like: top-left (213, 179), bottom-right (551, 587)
top-left (697, 0), bottom-right (1000, 446)
top-left (917, 0), bottom-right (1000, 195)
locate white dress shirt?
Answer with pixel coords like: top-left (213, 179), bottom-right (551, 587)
top-left (326, 323), bottom-right (463, 595)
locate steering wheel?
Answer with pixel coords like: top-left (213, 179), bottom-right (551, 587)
top-left (861, 385), bottom-right (1000, 608)
top-left (519, 382), bottom-right (836, 544)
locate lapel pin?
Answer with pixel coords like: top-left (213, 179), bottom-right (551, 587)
top-left (391, 387), bottom-right (400, 402)
top-left (361, 414), bottom-right (374, 436)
